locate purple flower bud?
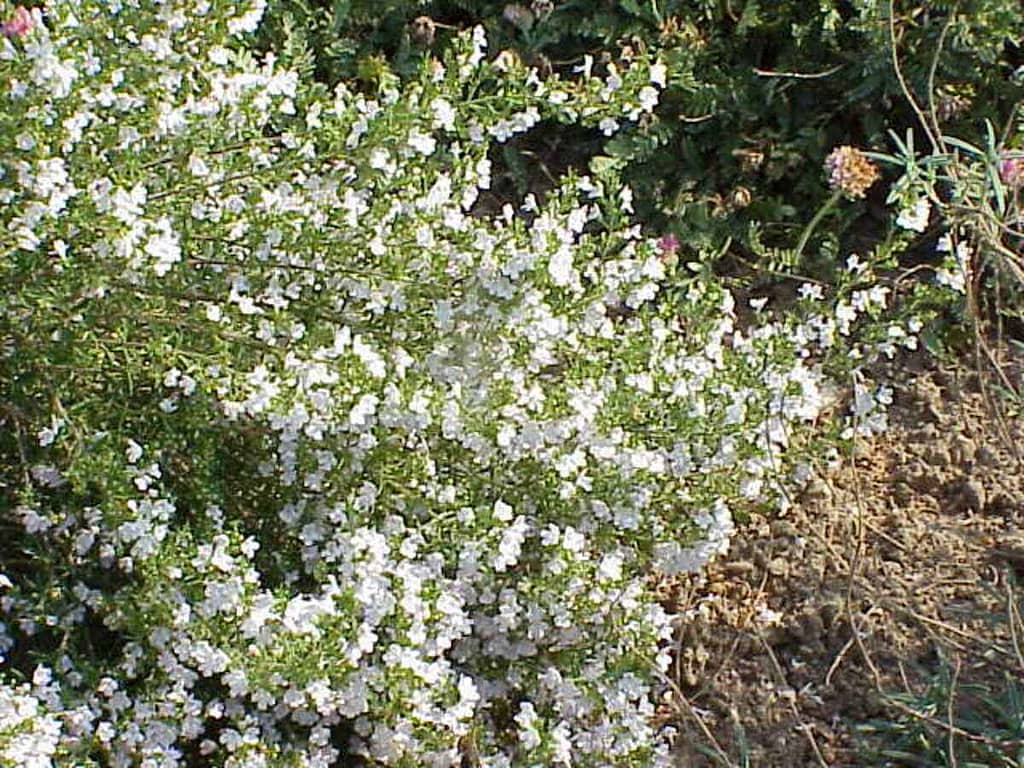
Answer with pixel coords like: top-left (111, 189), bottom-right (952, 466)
top-left (998, 153), bottom-right (1024, 188)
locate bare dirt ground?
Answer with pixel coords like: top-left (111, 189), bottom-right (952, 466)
top-left (664, 354), bottom-right (1024, 767)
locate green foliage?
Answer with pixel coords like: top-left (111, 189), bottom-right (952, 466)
top-left (253, 0), bottom-right (1024, 277)
top-left (856, 589), bottom-right (1024, 768)
top-left (3, 2), bottom-right (901, 764)
top-left (0, 0), bottom-right (1018, 764)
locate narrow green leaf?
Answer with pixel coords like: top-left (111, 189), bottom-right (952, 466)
top-left (943, 136), bottom-right (984, 157)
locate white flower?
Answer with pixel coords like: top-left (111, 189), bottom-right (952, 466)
top-left (597, 552), bottom-right (624, 581)
top-left (36, 417), bottom-right (63, 447)
top-left (936, 266), bottom-right (966, 293)
top-left (561, 526), bottom-right (585, 553)
top-left (19, 507), bottom-right (50, 534)
top-left (649, 62), bottom-right (667, 88)
top-left (493, 499), bottom-right (514, 522)
top-left (934, 235), bottom-right (971, 293)
top-left (227, 0), bottom-right (267, 35)
top-left (145, 218), bottom-right (181, 276)
top-left (637, 85), bottom-right (659, 112)
top-left (125, 440), bottom-right (143, 464)
top-left (835, 301), bottom-right (857, 335)
top-left (353, 336), bottom-right (387, 378)
top-left (548, 248), bottom-right (575, 287)
top-left (598, 117), bottom-right (619, 136)
top-left (188, 154), bottom-right (210, 177)
top-left (896, 197), bottom-right (930, 232)
top-left (282, 594), bottom-right (334, 635)
top-left (798, 282), bottom-right (824, 301)
top-left (407, 129), bottom-right (437, 156)
top-left (0, 681), bottom-right (62, 768)
top-left (493, 516), bottom-right (529, 572)
top-left (431, 97), bottom-right (456, 130)
top-left (514, 702), bottom-right (542, 750)
top-left (191, 641), bottom-right (230, 676)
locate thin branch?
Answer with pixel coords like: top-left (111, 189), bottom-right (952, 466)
top-left (887, 0), bottom-right (940, 154)
top-left (882, 694), bottom-right (1024, 748)
top-left (1007, 579), bottom-right (1024, 670)
top-left (947, 654), bottom-right (961, 768)
top-left (926, 8), bottom-right (958, 155)
top-left (678, 113), bottom-right (716, 123)
top-left (648, 658), bottom-right (739, 768)
top-left (753, 64), bottom-right (843, 79)
top-left (754, 631), bottom-right (831, 768)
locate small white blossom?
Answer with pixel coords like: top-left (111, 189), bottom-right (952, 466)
top-left (637, 85), bottom-right (660, 112)
top-left (896, 197), bottom-right (930, 232)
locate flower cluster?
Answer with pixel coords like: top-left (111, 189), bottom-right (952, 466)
top-left (0, 5), bottom-right (31, 38)
top-left (999, 152), bottom-right (1024, 188)
top-left (824, 145), bottom-right (880, 200)
top-left (0, 673), bottom-right (62, 768)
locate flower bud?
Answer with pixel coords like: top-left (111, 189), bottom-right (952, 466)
top-left (2, 6), bottom-right (33, 38)
top-left (998, 153), bottom-right (1024, 188)
top-left (729, 186), bottom-right (752, 209)
top-left (657, 234), bottom-right (680, 257)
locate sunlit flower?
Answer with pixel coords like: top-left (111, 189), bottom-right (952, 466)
top-left (1, 6), bottom-right (33, 38)
top-left (824, 145), bottom-right (879, 199)
top-left (896, 197), bottom-right (931, 232)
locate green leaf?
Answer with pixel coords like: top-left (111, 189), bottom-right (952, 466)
top-left (618, 0), bottom-right (659, 25)
top-left (943, 136), bottom-right (985, 158)
top-left (590, 155), bottom-right (624, 174)
top-left (863, 150), bottom-right (902, 166)
top-left (331, 0), bottom-right (351, 33)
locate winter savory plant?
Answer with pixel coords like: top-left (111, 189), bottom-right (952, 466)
top-left (0, 1), bottom-right (937, 766)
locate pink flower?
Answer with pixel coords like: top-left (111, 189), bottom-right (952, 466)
top-left (2, 6), bottom-right (34, 38)
top-left (657, 233), bottom-right (679, 257)
top-left (999, 153), bottom-right (1024, 188)
top-left (823, 145), bottom-right (879, 200)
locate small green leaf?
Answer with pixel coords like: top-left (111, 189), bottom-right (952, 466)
top-left (590, 155), bottom-right (623, 174)
top-left (331, 0), bottom-right (351, 32)
top-left (943, 136), bottom-right (985, 157)
top-left (619, 0), bottom-right (644, 18)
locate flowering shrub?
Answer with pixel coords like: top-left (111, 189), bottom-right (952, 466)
top-left (0, 672), bottom-right (61, 768)
top-left (333, 1), bottom-right (1024, 256)
top-left (0, 1), bottom-right (937, 766)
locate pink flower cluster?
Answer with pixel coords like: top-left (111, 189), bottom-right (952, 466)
top-left (657, 233), bottom-right (679, 257)
top-left (823, 145), bottom-right (879, 200)
top-left (2, 5), bottom-right (33, 38)
top-left (999, 153), bottom-right (1024, 188)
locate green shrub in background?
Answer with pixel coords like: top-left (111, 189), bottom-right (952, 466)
top-left (256, 0), bottom-right (1024, 278)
